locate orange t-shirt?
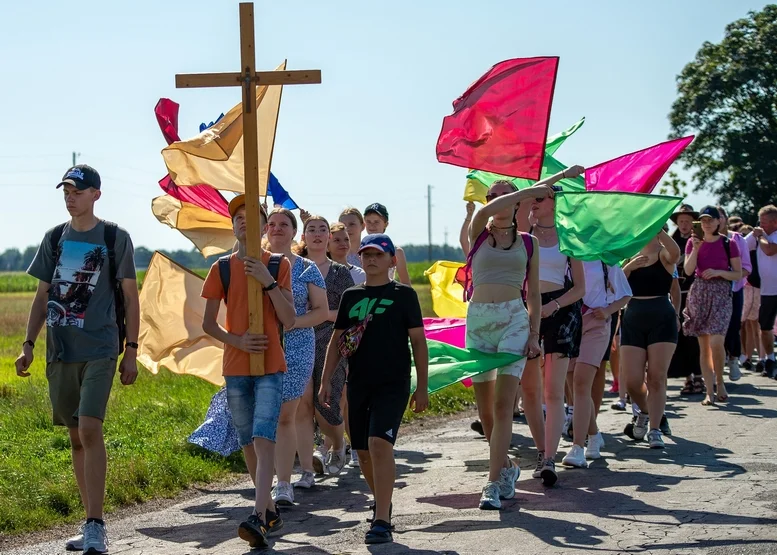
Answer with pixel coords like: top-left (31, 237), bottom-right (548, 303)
top-left (201, 252), bottom-right (292, 376)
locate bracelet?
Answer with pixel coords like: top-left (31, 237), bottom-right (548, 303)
top-left (263, 281), bottom-right (278, 292)
top-left (126, 342), bottom-right (139, 349)
top-left (561, 170), bottom-right (567, 179)
top-left (529, 330), bottom-right (540, 338)
top-left (23, 340), bottom-right (34, 349)
top-left (554, 300), bottom-right (562, 311)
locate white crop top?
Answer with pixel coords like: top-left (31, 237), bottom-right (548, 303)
top-left (538, 242), bottom-right (567, 286)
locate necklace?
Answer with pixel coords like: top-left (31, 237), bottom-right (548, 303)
top-left (535, 222), bottom-right (555, 229)
top-left (491, 223), bottom-right (515, 230)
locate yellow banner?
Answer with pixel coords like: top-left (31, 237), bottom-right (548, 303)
top-left (424, 261), bottom-right (467, 318)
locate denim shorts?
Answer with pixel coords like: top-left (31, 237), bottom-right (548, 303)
top-left (225, 373), bottom-right (284, 446)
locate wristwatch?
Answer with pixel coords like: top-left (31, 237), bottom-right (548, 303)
top-left (263, 281), bottom-right (278, 292)
top-left (126, 342), bottom-right (139, 349)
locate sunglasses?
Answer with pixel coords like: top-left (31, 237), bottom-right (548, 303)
top-left (485, 191), bottom-right (509, 202)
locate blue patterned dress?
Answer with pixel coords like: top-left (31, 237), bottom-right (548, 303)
top-left (282, 256), bottom-right (326, 402)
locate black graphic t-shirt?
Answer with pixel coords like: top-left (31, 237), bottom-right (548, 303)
top-left (335, 282), bottom-right (424, 386)
top-left (28, 221), bottom-right (136, 363)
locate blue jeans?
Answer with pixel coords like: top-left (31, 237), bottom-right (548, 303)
top-left (225, 373), bottom-right (284, 446)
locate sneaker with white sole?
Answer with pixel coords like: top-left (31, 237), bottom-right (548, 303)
top-left (272, 481), bottom-right (294, 506)
top-left (479, 481), bottom-right (501, 510)
top-left (312, 447), bottom-right (326, 475)
top-left (82, 521), bottom-right (108, 554)
top-left (293, 471), bottom-right (316, 489)
top-left (633, 413), bottom-right (649, 441)
top-left (729, 359), bottom-right (742, 381)
top-left (498, 462), bottom-right (521, 500)
top-left (585, 432), bottom-right (605, 460)
top-left (647, 429), bottom-right (665, 449)
top-left (611, 398), bottom-right (627, 411)
top-left (562, 445), bottom-right (588, 468)
top-left (65, 525), bottom-right (84, 551)
top-left (349, 450), bottom-right (360, 467)
top-left (326, 447), bottom-right (347, 476)
top-left (540, 458), bottom-right (558, 486)
top-left (532, 451), bottom-right (545, 479)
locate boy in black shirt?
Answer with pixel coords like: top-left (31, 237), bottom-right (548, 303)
top-left (320, 233), bottom-right (428, 544)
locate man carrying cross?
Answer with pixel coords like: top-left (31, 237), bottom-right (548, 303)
top-left (175, 2), bottom-right (320, 548)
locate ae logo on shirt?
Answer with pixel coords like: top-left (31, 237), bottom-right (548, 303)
top-left (349, 298), bottom-right (395, 320)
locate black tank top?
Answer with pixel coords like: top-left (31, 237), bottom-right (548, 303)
top-left (628, 259), bottom-right (673, 296)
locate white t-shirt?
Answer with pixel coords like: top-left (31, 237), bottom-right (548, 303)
top-left (746, 231), bottom-right (777, 296)
top-left (582, 262), bottom-right (632, 309)
top-left (349, 264), bottom-right (366, 285)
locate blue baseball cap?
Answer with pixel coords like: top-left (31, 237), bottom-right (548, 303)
top-left (358, 233), bottom-right (396, 256)
top-left (56, 164), bottom-right (101, 190)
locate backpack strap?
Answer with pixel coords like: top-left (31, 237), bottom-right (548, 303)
top-left (267, 253), bottom-right (283, 281)
top-left (218, 255), bottom-right (232, 304)
top-left (520, 232), bottom-right (533, 302)
top-left (49, 223), bottom-right (68, 276)
top-left (103, 221), bottom-right (126, 354)
top-left (602, 261), bottom-right (610, 291)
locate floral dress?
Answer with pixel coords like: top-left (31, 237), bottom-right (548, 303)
top-left (282, 256), bottom-right (326, 402)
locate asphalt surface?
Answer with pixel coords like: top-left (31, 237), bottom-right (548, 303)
top-left (5, 370), bottom-right (777, 554)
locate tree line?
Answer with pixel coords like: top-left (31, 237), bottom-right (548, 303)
top-left (0, 243), bottom-right (464, 272)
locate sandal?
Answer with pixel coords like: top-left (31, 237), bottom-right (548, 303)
top-left (717, 394), bottom-right (729, 402)
top-left (701, 399), bottom-right (715, 407)
top-left (365, 520), bottom-right (393, 544)
top-left (680, 380), bottom-right (695, 396)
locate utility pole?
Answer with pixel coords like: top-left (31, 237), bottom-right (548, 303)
top-left (426, 185), bottom-right (433, 262)
top-left (444, 227), bottom-right (449, 246)
top-left (72, 151), bottom-right (80, 166)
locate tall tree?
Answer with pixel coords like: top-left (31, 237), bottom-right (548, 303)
top-left (669, 5), bottom-right (777, 223)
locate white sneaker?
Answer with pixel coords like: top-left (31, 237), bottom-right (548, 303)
top-left (729, 359), bottom-right (742, 381)
top-left (497, 461), bottom-right (521, 500)
top-left (633, 413), bottom-right (649, 441)
top-left (532, 451), bottom-right (545, 479)
top-left (326, 447), bottom-right (347, 476)
top-left (562, 445), bottom-right (588, 468)
top-left (585, 432), bottom-right (605, 460)
top-left (65, 525), bottom-right (84, 551)
top-left (479, 481), bottom-right (501, 510)
top-left (312, 447), bottom-right (326, 475)
top-left (349, 450), bottom-right (360, 467)
top-left (272, 481), bottom-right (294, 506)
top-left (293, 471), bottom-right (316, 489)
top-left (82, 521), bottom-right (108, 554)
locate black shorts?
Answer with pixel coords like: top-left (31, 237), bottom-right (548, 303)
top-left (601, 311), bottom-right (620, 362)
top-left (539, 289), bottom-right (582, 358)
top-left (621, 297), bottom-right (678, 349)
top-left (759, 295), bottom-right (777, 332)
top-left (347, 380), bottom-right (410, 451)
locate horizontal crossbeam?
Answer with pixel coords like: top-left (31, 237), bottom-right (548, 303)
top-left (175, 69), bottom-right (322, 89)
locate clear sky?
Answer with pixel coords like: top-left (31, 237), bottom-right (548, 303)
top-left (0, 0), bottom-right (769, 255)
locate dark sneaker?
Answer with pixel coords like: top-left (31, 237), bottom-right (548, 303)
top-left (365, 520), bottom-right (394, 544)
top-left (470, 420), bottom-right (485, 436)
top-left (624, 416), bottom-right (637, 440)
top-left (265, 506), bottom-right (283, 537)
top-left (238, 514), bottom-right (268, 549)
top-left (756, 360), bottom-right (766, 375)
top-left (366, 502), bottom-right (393, 526)
top-left (764, 359), bottom-right (775, 378)
top-left (540, 458), bottom-right (558, 487)
top-left (659, 415), bottom-right (672, 436)
top-left (743, 359), bottom-right (753, 371)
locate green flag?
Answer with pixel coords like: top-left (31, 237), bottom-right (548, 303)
top-left (411, 339), bottom-right (522, 394)
top-left (464, 118), bottom-right (586, 202)
top-left (555, 191), bottom-right (683, 265)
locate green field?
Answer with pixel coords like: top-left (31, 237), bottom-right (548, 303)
top-left (0, 271), bottom-right (468, 535)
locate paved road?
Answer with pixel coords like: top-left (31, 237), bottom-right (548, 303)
top-left (6, 371), bottom-right (777, 554)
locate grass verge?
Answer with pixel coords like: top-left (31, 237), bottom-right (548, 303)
top-left (0, 290), bottom-right (472, 536)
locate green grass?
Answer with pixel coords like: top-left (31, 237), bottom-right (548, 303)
top-left (408, 261), bottom-right (432, 285)
top-left (0, 285), bottom-right (472, 536)
top-left (0, 272), bottom-right (38, 293)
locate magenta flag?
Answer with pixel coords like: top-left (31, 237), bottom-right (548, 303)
top-left (423, 318), bottom-right (466, 348)
top-left (436, 57), bottom-right (559, 180)
top-left (585, 136), bottom-right (694, 193)
top-left (155, 99), bottom-right (230, 218)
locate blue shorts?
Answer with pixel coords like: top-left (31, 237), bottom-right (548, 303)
top-left (225, 373), bottom-right (284, 446)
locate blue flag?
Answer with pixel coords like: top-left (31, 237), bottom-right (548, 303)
top-left (268, 173), bottom-right (298, 209)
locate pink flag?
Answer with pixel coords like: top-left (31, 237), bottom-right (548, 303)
top-left (436, 57), bottom-right (559, 180)
top-left (423, 318), bottom-right (466, 348)
top-left (585, 136), bottom-right (694, 193)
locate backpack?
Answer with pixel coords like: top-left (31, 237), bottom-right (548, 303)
top-left (455, 228), bottom-right (534, 302)
top-left (50, 221), bottom-right (126, 355)
top-left (219, 253), bottom-right (285, 348)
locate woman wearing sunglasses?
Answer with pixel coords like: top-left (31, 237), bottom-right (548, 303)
top-left (466, 168), bottom-right (577, 509)
top-left (519, 165), bottom-right (586, 487)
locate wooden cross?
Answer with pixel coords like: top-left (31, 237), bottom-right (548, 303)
top-left (175, 2), bottom-right (321, 375)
